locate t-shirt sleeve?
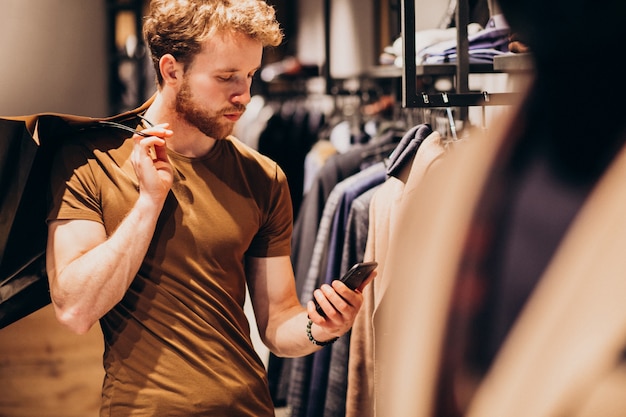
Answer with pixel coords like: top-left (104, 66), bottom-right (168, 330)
top-left (47, 141), bottom-right (103, 224)
top-left (246, 163), bottom-right (293, 258)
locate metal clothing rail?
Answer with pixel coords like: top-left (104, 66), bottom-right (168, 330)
top-left (416, 91), bottom-right (521, 108)
top-left (400, 0), bottom-right (520, 109)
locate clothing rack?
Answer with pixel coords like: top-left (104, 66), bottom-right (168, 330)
top-left (414, 91), bottom-right (519, 107)
top-left (401, 0), bottom-right (520, 109)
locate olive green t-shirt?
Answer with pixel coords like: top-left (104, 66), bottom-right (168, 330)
top-left (48, 127), bottom-right (293, 416)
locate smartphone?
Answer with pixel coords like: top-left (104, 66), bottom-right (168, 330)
top-left (313, 261), bottom-right (378, 317)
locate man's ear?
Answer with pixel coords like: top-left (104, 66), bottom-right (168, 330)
top-left (159, 54), bottom-right (183, 86)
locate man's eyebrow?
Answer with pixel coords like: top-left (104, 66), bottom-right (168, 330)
top-left (215, 66), bottom-right (261, 73)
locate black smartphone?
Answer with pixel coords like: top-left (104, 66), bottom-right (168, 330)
top-left (313, 261), bottom-right (378, 317)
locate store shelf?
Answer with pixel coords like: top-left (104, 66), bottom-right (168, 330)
top-left (365, 65), bottom-right (403, 79)
top-left (493, 53), bottom-right (534, 72)
top-left (416, 62), bottom-right (497, 76)
top-left (366, 62), bottom-right (500, 79)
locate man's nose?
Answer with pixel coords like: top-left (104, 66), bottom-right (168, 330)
top-left (231, 79), bottom-right (252, 106)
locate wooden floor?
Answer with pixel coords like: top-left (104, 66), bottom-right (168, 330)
top-left (0, 304), bottom-right (290, 416)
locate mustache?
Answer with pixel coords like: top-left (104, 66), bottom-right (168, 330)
top-left (220, 104), bottom-right (246, 114)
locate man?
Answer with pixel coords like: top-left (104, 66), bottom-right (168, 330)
top-left (45, 1), bottom-right (373, 415)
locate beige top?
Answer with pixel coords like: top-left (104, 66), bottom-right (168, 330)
top-left (346, 130), bottom-right (447, 417)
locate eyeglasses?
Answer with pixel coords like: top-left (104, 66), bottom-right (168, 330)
top-left (94, 114), bottom-right (155, 137)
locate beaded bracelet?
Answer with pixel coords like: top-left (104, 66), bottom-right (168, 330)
top-left (306, 319), bottom-right (338, 346)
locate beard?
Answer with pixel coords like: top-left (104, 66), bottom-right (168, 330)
top-left (175, 78), bottom-right (245, 140)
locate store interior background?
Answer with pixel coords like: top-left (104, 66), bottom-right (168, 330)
top-left (0, 0), bottom-right (515, 416)
top-left (0, 0), bottom-right (462, 117)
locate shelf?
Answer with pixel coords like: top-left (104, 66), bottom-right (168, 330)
top-left (493, 53), bottom-right (534, 72)
top-left (415, 63), bottom-right (497, 76)
top-left (365, 65), bottom-right (403, 79)
top-left (366, 62), bottom-right (499, 79)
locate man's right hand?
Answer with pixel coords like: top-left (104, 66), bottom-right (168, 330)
top-left (131, 123), bottom-right (174, 205)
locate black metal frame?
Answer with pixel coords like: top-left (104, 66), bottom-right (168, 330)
top-left (400, 0), bottom-right (520, 109)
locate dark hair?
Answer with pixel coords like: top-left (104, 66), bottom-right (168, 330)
top-left (499, 0), bottom-right (626, 183)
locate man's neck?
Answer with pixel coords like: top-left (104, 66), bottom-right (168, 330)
top-left (143, 92), bottom-right (217, 158)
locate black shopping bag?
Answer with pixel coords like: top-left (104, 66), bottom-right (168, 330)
top-left (0, 115), bottom-right (50, 329)
top-left (0, 98), bottom-right (152, 329)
